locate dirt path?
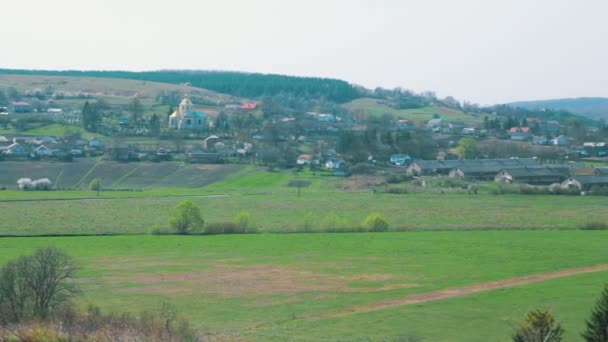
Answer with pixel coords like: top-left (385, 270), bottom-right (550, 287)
top-left (310, 263), bottom-right (608, 320)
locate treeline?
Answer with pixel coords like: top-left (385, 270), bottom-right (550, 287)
top-left (0, 69), bottom-right (361, 103)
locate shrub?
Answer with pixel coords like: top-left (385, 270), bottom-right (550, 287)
top-left (349, 162), bottom-right (376, 175)
top-left (579, 222), bottom-right (608, 230)
top-left (204, 222), bottom-right (239, 235)
top-left (89, 178), bottom-right (102, 192)
top-left (168, 200), bottom-right (204, 235)
top-left (386, 186), bottom-right (409, 194)
top-left (319, 213), bottom-right (357, 233)
top-left (386, 173), bottom-right (413, 184)
top-left (363, 213), bottom-right (389, 232)
top-left (512, 309), bottom-right (564, 342)
top-left (235, 211), bottom-right (256, 233)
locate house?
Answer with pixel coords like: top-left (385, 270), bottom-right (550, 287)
top-left (426, 118), bottom-right (447, 132)
top-left (389, 154), bottom-right (412, 166)
top-left (168, 94), bottom-right (208, 130)
top-left (449, 121), bottom-right (466, 133)
top-left (47, 108), bottom-right (63, 115)
top-left (317, 114), bottom-right (337, 122)
top-left (551, 135), bottom-right (570, 146)
top-left (325, 159), bottom-right (346, 169)
top-left (186, 151), bottom-right (220, 163)
top-left (393, 119), bottom-right (411, 130)
top-left (239, 102), bottom-right (258, 111)
top-left (0, 136), bottom-right (9, 145)
top-left (409, 158), bottom-right (541, 177)
top-left (546, 121), bottom-right (561, 136)
top-left (494, 167), bottom-right (570, 185)
top-left (450, 165), bottom-right (512, 180)
top-left (203, 135), bottom-right (221, 150)
top-left (594, 167), bottom-right (608, 176)
top-left (508, 127), bottom-right (531, 141)
top-left (35, 145), bottom-right (55, 157)
top-left (562, 176), bottom-right (608, 191)
top-left (461, 127), bottom-right (476, 135)
top-left (297, 154), bottom-right (314, 165)
top-left (3, 143), bottom-right (27, 157)
top-left (532, 136), bottom-right (549, 145)
top-left (105, 143), bottom-right (132, 161)
top-left (88, 138), bottom-right (104, 149)
top-left (407, 159), bottom-right (462, 175)
top-left (9, 101), bottom-right (32, 113)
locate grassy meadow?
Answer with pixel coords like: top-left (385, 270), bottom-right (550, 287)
top-left (2, 188), bottom-right (608, 235)
top-left (1, 232), bottom-right (607, 341)
top-left (344, 98), bottom-right (483, 124)
top-left (3, 165), bottom-right (608, 340)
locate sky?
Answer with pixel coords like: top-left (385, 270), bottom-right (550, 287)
top-left (4, 0), bottom-right (608, 105)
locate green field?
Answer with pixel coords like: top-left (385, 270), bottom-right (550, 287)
top-left (1, 232), bottom-right (607, 341)
top-left (2, 189), bottom-right (607, 235)
top-left (344, 98), bottom-right (483, 124)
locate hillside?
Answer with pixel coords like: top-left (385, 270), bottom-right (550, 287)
top-left (0, 69), bottom-right (360, 103)
top-left (509, 97), bottom-right (608, 121)
top-left (0, 74), bottom-right (243, 108)
top-left (344, 97), bottom-right (485, 124)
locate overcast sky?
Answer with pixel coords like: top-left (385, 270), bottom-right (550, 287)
top-left (4, 0), bottom-right (608, 104)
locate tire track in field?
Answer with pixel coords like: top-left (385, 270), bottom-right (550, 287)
top-left (308, 263), bottom-right (608, 320)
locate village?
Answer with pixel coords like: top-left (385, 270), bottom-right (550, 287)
top-left (2, 86), bottom-right (608, 194)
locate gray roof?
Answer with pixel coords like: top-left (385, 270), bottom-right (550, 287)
top-left (568, 176), bottom-right (608, 185)
top-left (413, 158), bottom-right (540, 171)
top-left (501, 167), bottom-right (570, 178)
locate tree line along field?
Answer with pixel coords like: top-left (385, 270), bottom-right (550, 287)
top-left (1, 232), bottom-right (607, 341)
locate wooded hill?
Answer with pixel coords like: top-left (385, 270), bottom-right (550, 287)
top-left (0, 69), bottom-right (360, 103)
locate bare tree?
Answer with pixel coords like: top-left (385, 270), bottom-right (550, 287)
top-left (0, 247), bottom-right (79, 322)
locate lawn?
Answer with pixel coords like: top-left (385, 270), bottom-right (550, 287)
top-left (1, 231), bottom-right (607, 341)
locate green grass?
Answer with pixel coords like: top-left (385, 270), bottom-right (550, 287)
top-left (344, 98), bottom-right (482, 124)
top-left (0, 231), bottom-right (607, 341)
top-left (1, 191), bottom-right (607, 235)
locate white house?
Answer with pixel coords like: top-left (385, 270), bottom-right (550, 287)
top-left (35, 145), bottom-right (55, 157)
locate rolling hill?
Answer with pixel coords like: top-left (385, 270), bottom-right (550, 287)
top-left (509, 97), bottom-right (608, 121)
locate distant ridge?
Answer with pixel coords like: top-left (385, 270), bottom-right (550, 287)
top-left (0, 68), bottom-right (360, 103)
top-left (509, 97), bottom-right (608, 121)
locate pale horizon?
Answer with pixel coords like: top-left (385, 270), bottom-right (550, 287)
top-left (4, 0), bottom-right (608, 105)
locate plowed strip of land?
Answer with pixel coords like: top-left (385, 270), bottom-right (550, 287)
top-left (312, 263), bottom-right (608, 320)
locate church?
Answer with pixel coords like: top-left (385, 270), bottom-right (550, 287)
top-left (168, 94), bottom-right (208, 130)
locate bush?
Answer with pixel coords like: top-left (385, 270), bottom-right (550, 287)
top-left (204, 222), bottom-right (239, 235)
top-left (432, 177), bottom-right (470, 189)
top-left (168, 200), bottom-right (204, 235)
top-left (349, 162), bottom-right (376, 175)
top-left (89, 178), bottom-right (102, 192)
top-left (386, 173), bottom-right (413, 184)
top-left (362, 213), bottom-right (389, 232)
top-left (235, 211), bottom-right (257, 233)
top-left (491, 183), bottom-right (520, 195)
top-left (579, 222), bottom-right (608, 230)
top-left (386, 186), bottom-right (409, 194)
